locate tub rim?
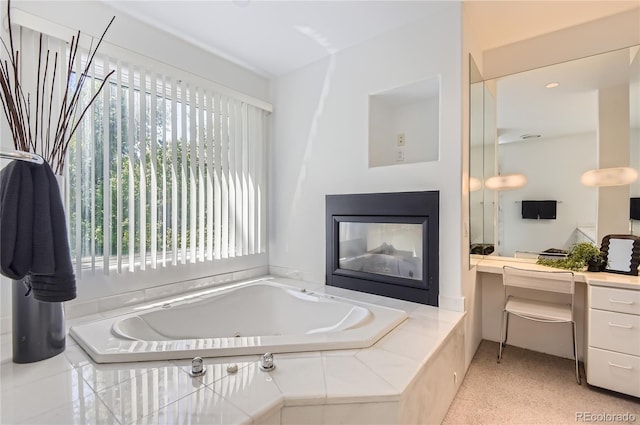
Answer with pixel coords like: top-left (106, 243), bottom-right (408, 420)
top-left (69, 277), bottom-right (408, 363)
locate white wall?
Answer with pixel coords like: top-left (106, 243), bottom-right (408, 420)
top-left (269, 4), bottom-right (464, 310)
top-left (597, 83), bottom-right (632, 242)
top-left (369, 96), bottom-right (439, 167)
top-left (498, 133), bottom-right (598, 257)
top-left (396, 98), bottom-right (440, 163)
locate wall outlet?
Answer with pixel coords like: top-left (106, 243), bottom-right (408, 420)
top-left (396, 150), bottom-right (404, 162)
top-left (397, 133), bottom-right (405, 146)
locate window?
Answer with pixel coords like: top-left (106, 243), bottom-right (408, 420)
top-left (19, 27), bottom-right (269, 278)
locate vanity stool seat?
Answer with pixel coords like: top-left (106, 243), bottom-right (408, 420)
top-left (497, 266), bottom-right (580, 384)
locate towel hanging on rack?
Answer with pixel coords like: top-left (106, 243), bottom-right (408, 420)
top-left (0, 159), bottom-right (76, 302)
top-left (521, 200), bottom-right (557, 220)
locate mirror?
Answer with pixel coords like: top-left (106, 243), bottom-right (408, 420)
top-left (469, 56), bottom-right (496, 261)
top-left (469, 56), bottom-right (484, 260)
top-left (631, 46), bottom-right (640, 236)
top-left (369, 77), bottom-right (440, 167)
top-left (469, 45), bottom-right (640, 259)
top-left (601, 234), bottom-right (640, 275)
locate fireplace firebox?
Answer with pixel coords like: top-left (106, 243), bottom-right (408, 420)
top-left (326, 191), bottom-right (439, 306)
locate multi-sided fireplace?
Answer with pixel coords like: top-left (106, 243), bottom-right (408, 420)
top-left (325, 191), bottom-right (439, 306)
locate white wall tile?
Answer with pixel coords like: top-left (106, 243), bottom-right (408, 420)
top-left (135, 387), bottom-right (252, 425)
top-left (0, 368), bottom-right (94, 424)
top-left (64, 300), bottom-right (100, 321)
top-left (209, 363), bottom-right (283, 421)
top-left (95, 364), bottom-right (204, 424)
top-left (254, 407), bottom-right (281, 425)
top-left (322, 355), bottom-right (398, 404)
top-left (97, 290), bottom-right (146, 313)
top-left (23, 392), bottom-right (119, 425)
top-left (0, 351), bottom-right (74, 392)
top-left (323, 402), bottom-right (399, 425)
top-left (281, 405), bottom-right (324, 425)
top-left (355, 347), bottom-right (421, 392)
top-left (269, 356), bottom-right (327, 406)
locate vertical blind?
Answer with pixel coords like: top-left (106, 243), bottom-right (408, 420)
top-left (19, 27), bottom-right (269, 277)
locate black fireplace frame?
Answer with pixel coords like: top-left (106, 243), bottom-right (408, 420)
top-left (326, 191), bottom-right (439, 306)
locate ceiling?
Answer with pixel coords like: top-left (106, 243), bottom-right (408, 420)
top-left (106, 1), bottom-right (640, 78)
top-left (496, 47), bottom-right (638, 144)
top-left (464, 1), bottom-right (640, 52)
top-left (106, 0), bottom-right (451, 77)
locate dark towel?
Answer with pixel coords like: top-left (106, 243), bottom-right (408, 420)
top-left (521, 200), bottom-right (557, 220)
top-left (0, 160), bottom-right (76, 302)
top-left (631, 197), bottom-right (640, 220)
top-left (521, 201), bottom-right (538, 219)
top-left (537, 200), bottom-right (557, 219)
top-left (0, 161), bottom-right (34, 279)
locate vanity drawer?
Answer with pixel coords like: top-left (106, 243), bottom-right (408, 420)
top-left (589, 309), bottom-right (640, 356)
top-left (590, 286), bottom-right (640, 315)
top-left (587, 347), bottom-right (640, 397)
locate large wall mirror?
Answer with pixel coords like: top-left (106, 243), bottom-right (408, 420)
top-left (470, 45), bottom-right (640, 260)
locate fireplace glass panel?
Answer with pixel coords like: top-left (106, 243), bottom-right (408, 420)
top-left (339, 222), bottom-right (423, 281)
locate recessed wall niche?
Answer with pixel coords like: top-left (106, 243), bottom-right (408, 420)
top-left (368, 76), bottom-right (440, 168)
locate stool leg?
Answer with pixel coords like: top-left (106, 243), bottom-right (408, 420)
top-left (498, 310), bottom-right (508, 363)
top-left (572, 320), bottom-right (581, 385)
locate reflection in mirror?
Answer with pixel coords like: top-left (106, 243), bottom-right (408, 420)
top-left (369, 77), bottom-right (440, 167)
top-left (469, 45), bottom-right (640, 259)
top-left (469, 56), bottom-right (484, 263)
top-left (469, 56), bottom-right (497, 261)
top-left (631, 46), bottom-right (640, 236)
top-left (601, 234), bottom-right (640, 275)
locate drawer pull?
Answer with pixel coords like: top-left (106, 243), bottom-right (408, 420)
top-left (608, 298), bottom-right (635, 305)
top-left (608, 322), bottom-right (633, 329)
top-left (608, 362), bottom-right (633, 370)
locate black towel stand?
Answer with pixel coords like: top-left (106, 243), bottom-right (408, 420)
top-left (1, 150), bottom-right (66, 363)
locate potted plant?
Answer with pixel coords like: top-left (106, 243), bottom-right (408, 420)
top-left (537, 242), bottom-right (606, 272)
top-left (575, 242), bottom-right (607, 272)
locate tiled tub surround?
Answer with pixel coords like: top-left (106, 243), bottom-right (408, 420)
top-left (0, 277), bottom-right (465, 425)
top-left (70, 279), bottom-right (408, 363)
top-left (0, 266), bottom-right (270, 336)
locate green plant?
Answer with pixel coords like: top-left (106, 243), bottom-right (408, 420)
top-left (537, 242), bottom-right (605, 271)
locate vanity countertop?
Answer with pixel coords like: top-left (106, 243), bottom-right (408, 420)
top-left (474, 256), bottom-right (640, 291)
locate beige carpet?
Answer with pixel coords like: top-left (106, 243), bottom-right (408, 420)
top-left (442, 340), bottom-right (640, 425)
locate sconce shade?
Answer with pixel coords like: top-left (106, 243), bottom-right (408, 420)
top-left (469, 177), bottom-right (482, 192)
top-left (580, 167), bottom-right (638, 187)
top-left (485, 173), bottom-right (528, 191)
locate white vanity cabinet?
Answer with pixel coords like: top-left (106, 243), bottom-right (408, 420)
top-left (587, 285), bottom-right (640, 397)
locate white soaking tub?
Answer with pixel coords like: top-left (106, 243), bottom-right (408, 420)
top-left (69, 279), bottom-right (408, 363)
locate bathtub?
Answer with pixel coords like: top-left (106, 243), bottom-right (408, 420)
top-left (69, 279), bottom-right (408, 363)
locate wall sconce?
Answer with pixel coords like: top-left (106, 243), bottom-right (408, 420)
top-left (580, 167), bottom-right (638, 187)
top-left (469, 177), bottom-right (482, 192)
top-left (484, 173), bottom-right (528, 191)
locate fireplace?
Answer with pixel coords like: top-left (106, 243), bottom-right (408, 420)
top-left (326, 191), bottom-right (439, 306)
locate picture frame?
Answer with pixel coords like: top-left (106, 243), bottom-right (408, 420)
top-left (600, 234), bottom-right (640, 276)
